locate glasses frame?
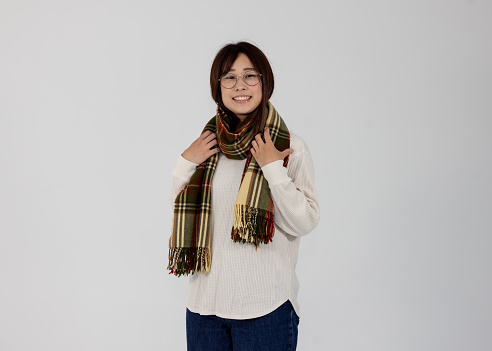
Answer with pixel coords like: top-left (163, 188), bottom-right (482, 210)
top-left (218, 71), bottom-right (262, 89)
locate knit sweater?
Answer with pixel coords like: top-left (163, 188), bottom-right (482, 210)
top-left (170, 132), bottom-right (319, 319)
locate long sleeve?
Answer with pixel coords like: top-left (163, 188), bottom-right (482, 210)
top-left (261, 134), bottom-right (320, 237)
top-left (169, 155), bottom-right (199, 208)
top-left (171, 131), bottom-right (319, 319)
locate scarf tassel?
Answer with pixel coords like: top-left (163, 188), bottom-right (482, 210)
top-left (167, 247), bottom-right (211, 277)
top-left (231, 204), bottom-right (275, 247)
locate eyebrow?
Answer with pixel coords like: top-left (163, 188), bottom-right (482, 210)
top-left (228, 68), bottom-right (256, 72)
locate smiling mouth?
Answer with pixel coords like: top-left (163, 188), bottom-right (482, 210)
top-left (233, 96), bottom-right (252, 101)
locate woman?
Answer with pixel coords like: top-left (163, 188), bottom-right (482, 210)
top-left (168, 41), bottom-right (319, 351)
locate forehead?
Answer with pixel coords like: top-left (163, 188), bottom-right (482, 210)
top-left (229, 53), bottom-right (255, 71)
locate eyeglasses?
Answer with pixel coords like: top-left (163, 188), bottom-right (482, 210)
top-left (219, 71), bottom-right (262, 89)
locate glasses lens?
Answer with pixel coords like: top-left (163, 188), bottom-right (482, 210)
top-left (244, 72), bottom-right (260, 86)
top-left (220, 75), bottom-right (236, 89)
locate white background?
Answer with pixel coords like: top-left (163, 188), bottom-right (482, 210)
top-left (1, 0), bottom-right (491, 350)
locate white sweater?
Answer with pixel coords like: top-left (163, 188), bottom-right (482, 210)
top-left (170, 132), bottom-right (319, 319)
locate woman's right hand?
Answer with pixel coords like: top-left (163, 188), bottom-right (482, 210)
top-left (181, 130), bottom-right (220, 165)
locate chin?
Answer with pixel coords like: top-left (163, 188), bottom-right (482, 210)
top-left (226, 102), bottom-right (261, 118)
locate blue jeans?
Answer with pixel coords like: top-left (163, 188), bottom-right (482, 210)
top-left (186, 300), bottom-right (300, 351)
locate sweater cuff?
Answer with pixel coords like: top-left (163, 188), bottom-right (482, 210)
top-left (172, 155), bottom-right (199, 180)
top-left (261, 160), bottom-right (290, 186)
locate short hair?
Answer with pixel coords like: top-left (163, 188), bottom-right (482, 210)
top-left (210, 42), bottom-right (274, 133)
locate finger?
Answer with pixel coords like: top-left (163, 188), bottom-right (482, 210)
top-left (203, 132), bottom-right (216, 143)
top-left (251, 140), bottom-right (258, 150)
top-left (281, 148), bottom-right (294, 158)
top-left (255, 133), bottom-right (264, 144)
top-left (264, 128), bottom-right (273, 144)
top-left (210, 147), bottom-right (220, 155)
top-left (250, 147), bottom-right (256, 157)
top-left (199, 130), bottom-right (215, 140)
top-left (206, 146), bottom-right (219, 157)
top-left (206, 138), bottom-right (218, 147)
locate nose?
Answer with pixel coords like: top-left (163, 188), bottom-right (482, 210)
top-left (235, 76), bottom-right (248, 90)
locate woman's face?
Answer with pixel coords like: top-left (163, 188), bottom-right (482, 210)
top-left (220, 53), bottom-right (262, 122)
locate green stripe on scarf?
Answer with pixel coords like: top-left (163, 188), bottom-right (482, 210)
top-left (168, 102), bottom-right (290, 276)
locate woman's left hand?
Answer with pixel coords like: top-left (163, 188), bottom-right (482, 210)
top-left (251, 128), bottom-right (294, 168)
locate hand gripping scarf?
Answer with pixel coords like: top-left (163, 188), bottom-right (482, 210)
top-left (168, 102), bottom-right (290, 276)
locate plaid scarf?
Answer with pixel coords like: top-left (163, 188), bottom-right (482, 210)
top-left (168, 102), bottom-right (290, 276)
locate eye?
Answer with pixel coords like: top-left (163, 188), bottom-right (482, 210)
top-left (221, 74), bottom-right (236, 80)
top-left (245, 70), bottom-right (259, 76)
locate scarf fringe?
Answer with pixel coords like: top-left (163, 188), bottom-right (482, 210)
top-left (167, 247), bottom-right (211, 277)
top-left (231, 204), bottom-right (275, 247)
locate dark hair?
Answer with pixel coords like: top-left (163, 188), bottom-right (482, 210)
top-left (210, 42), bottom-right (274, 133)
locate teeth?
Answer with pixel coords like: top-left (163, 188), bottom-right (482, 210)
top-left (233, 96), bottom-right (251, 101)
